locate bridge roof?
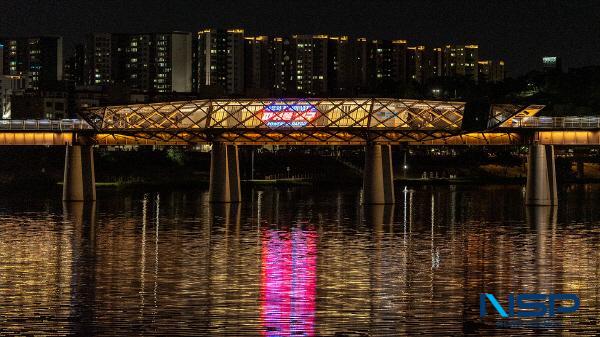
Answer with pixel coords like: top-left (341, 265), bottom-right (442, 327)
top-left (80, 98), bottom-right (541, 144)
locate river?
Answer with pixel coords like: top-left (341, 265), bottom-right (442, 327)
top-left (0, 184), bottom-right (599, 336)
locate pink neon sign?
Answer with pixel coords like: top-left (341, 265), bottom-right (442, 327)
top-left (259, 102), bottom-right (319, 128)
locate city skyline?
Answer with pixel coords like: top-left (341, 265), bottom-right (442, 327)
top-left (2, 0), bottom-right (599, 76)
top-left (1, 30), bottom-right (508, 120)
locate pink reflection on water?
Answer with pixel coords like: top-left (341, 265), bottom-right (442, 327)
top-left (260, 226), bottom-right (317, 337)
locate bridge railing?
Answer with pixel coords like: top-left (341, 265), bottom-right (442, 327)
top-left (0, 119), bottom-right (93, 131)
top-left (4, 116), bottom-right (600, 132)
top-left (509, 116), bottom-right (600, 129)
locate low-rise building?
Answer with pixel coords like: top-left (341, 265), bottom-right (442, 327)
top-left (0, 74), bottom-right (29, 119)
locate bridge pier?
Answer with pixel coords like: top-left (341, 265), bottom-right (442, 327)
top-left (209, 142), bottom-right (241, 203)
top-left (526, 144), bottom-right (557, 206)
top-left (363, 144), bottom-right (395, 204)
top-left (63, 144), bottom-right (96, 201)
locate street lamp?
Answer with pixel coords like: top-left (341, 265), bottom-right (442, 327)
top-left (403, 152), bottom-right (408, 178)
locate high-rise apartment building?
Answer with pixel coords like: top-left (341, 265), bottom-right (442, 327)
top-left (443, 44), bottom-right (479, 82)
top-left (407, 46), bottom-right (444, 84)
top-left (272, 37), bottom-right (296, 95)
top-left (429, 47), bottom-right (443, 78)
top-left (153, 32), bottom-right (193, 93)
top-left (327, 36), bottom-right (356, 95)
top-left (391, 40), bottom-right (408, 84)
top-left (407, 46), bottom-right (425, 83)
top-left (355, 38), bottom-right (370, 92)
top-left (244, 36), bottom-right (273, 95)
top-left (369, 39), bottom-right (393, 87)
top-left (84, 32), bottom-right (192, 93)
top-left (197, 29), bottom-right (245, 95)
top-left (71, 29), bottom-right (505, 97)
top-left (294, 35), bottom-right (328, 96)
top-left (84, 33), bottom-right (126, 86)
top-left (64, 44), bottom-right (85, 85)
top-left (0, 36), bottom-right (63, 91)
top-left (368, 39), bottom-right (407, 89)
top-left (123, 33), bottom-right (152, 91)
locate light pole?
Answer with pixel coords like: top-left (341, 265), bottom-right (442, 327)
top-left (251, 148), bottom-right (255, 180)
top-left (403, 151), bottom-right (408, 179)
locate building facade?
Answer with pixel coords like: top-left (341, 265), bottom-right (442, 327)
top-left (294, 35), bottom-right (328, 95)
top-left (443, 45), bottom-right (479, 82)
top-left (0, 74), bottom-right (29, 118)
top-left (123, 33), bottom-right (152, 91)
top-left (327, 36), bottom-right (356, 95)
top-left (0, 36), bottom-right (63, 91)
top-left (272, 37), bottom-right (296, 95)
top-left (84, 32), bottom-right (192, 93)
top-left (154, 32), bottom-right (193, 93)
top-left (407, 46), bottom-right (444, 84)
top-left (84, 33), bottom-right (126, 86)
top-left (197, 29), bottom-right (245, 95)
top-left (10, 91), bottom-right (67, 119)
top-left (244, 36), bottom-right (273, 96)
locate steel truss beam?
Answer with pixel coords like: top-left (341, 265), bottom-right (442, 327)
top-left (80, 98), bottom-right (537, 145)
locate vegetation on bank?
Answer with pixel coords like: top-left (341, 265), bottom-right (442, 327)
top-left (382, 66), bottom-right (600, 116)
top-left (0, 146), bottom-right (600, 191)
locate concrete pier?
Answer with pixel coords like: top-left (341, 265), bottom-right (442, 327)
top-left (363, 144), bottom-right (395, 204)
top-left (209, 143), bottom-right (241, 203)
top-left (63, 145), bottom-right (96, 201)
top-left (526, 144), bottom-right (557, 206)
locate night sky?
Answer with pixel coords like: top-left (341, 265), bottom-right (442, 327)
top-left (2, 0), bottom-right (599, 76)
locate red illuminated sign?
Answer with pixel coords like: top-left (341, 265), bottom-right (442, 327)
top-left (259, 102), bottom-right (319, 128)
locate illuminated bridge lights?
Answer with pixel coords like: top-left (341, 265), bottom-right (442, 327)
top-left (83, 98), bottom-right (471, 133)
top-left (507, 116), bottom-right (600, 129)
top-left (8, 111), bottom-right (600, 146)
top-left (64, 98), bottom-right (546, 145)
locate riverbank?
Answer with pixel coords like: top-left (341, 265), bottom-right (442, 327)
top-left (1, 147), bottom-right (600, 191)
top-left (5, 171), bottom-right (600, 195)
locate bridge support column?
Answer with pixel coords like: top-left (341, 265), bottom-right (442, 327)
top-left (363, 144), bottom-right (395, 204)
top-left (526, 144), bottom-right (557, 206)
top-left (209, 142), bottom-right (241, 203)
top-left (63, 145), bottom-right (96, 201)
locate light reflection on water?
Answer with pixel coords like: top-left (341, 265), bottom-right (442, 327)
top-left (0, 185), bottom-right (599, 336)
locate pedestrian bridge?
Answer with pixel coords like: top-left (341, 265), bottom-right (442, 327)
top-left (1, 98), bottom-right (599, 146)
top-left (79, 98), bottom-right (537, 145)
top-left (2, 98), bottom-right (598, 206)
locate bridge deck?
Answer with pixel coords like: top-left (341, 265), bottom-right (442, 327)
top-left (0, 131), bottom-right (598, 146)
top-left (0, 98), bottom-right (598, 145)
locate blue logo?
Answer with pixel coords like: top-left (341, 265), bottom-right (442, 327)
top-left (480, 293), bottom-right (579, 318)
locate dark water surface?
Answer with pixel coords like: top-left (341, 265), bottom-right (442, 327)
top-left (0, 184), bottom-right (599, 336)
